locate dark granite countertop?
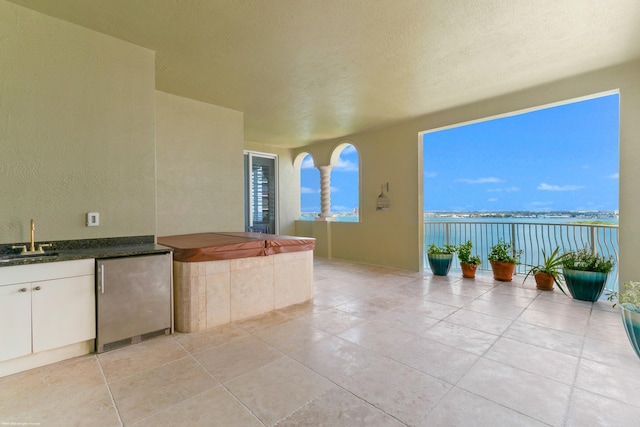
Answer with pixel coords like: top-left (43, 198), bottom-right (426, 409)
top-left (0, 236), bottom-right (172, 268)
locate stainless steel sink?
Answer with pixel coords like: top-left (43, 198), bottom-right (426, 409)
top-left (0, 252), bottom-right (59, 263)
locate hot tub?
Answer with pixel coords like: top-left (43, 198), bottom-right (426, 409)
top-left (158, 232), bottom-right (315, 332)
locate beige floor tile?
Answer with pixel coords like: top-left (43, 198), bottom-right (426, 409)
top-left (299, 308), bottom-right (367, 334)
top-left (477, 291), bottom-right (534, 308)
top-left (174, 323), bottom-right (248, 353)
top-left (3, 384), bottom-right (120, 427)
top-left (276, 300), bottom-right (316, 318)
top-left (575, 358), bottom-right (640, 407)
top-left (518, 309), bottom-right (587, 336)
top-left (439, 284), bottom-right (491, 298)
top-left (225, 357), bottom-right (334, 426)
top-left (422, 291), bottom-right (475, 307)
top-left (232, 310), bottom-right (291, 333)
top-left (390, 336), bottom-right (478, 383)
top-left (338, 322), bottom-right (414, 356)
top-left (334, 299), bottom-right (395, 319)
top-left (276, 387), bottom-right (404, 427)
top-left (341, 357), bottom-right (451, 426)
top-left (463, 299), bottom-right (525, 320)
top-left (458, 358), bottom-right (571, 426)
top-left (373, 309), bottom-right (440, 335)
top-left (310, 290), bottom-right (359, 310)
top-left (404, 299), bottom-right (459, 319)
top-left (445, 308), bottom-right (514, 335)
top-left (253, 318), bottom-right (329, 354)
top-left (289, 336), bottom-right (384, 385)
top-left (109, 356), bottom-right (218, 425)
top-left (566, 388), bottom-right (640, 426)
top-left (484, 337), bottom-right (579, 385)
top-left (584, 318), bottom-right (630, 345)
top-left (0, 355), bottom-right (104, 417)
top-left (420, 321), bottom-right (499, 355)
top-left (194, 336), bottom-right (284, 383)
top-left (588, 306), bottom-right (622, 326)
top-left (581, 336), bottom-right (640, 369)
top-left (503, 321), bottom-right (584, 356)
top-left (98, 335), bottom-right (189, 383)
top-left (424, 387), bottom-right (548, 427)
top-left (131, 386), bottom-right (262, 427)
top-left (526, 298), bottom-right (592, 320)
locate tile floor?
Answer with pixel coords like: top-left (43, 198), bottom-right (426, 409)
top-left (2, 258), bottom-right (640, 426)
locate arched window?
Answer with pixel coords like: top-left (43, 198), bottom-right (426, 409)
top-left (330, 143), bottom-right (359, 221)
top-left (295, 153), bottom-right (320, 220)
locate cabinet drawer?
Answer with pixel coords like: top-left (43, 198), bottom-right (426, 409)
top-left (0, 259), bottom-right (94, 286)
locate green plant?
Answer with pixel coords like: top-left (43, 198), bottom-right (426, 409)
top-left (488, 240), bottom-right (522, 264)
top-left (427, 243), bottom-right (457, 255)
top-left (561, 248), bottom-right (615, 273)
top-left (607, 281), bottom-right (640, 313)
top-left (523, 247), bottom-right (567, 295)
top-left (457, 240), bottom-right (481, 265)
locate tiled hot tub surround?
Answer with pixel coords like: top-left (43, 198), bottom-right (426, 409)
top-left (173, 250), bottom-right (314, 332)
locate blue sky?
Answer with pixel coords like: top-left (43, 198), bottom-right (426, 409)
top-left (424, 93), bottom-right (619, 212)
top-left (301, 93), bottom-right (619, 213)
top-left (301, 144), bottom-right (359, 213)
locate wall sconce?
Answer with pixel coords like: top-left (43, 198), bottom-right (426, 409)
top-left (376, 182), bottom-right (390, 211)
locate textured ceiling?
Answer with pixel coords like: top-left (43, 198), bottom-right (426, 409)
top-left (7, 0), bottom-right (640, 147)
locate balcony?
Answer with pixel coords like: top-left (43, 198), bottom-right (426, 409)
top-left (425, 220), bottom-right (619, 291)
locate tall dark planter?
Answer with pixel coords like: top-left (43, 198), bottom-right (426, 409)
top-left (621, 304), bottom-right (640, 360)
top-left (563, 268), bottom-right (609, 302)
top-left (427, 253), bottom-right (453, 276)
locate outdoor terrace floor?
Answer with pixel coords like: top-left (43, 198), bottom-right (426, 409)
top-left (1, 258), bottom-right (639, 426)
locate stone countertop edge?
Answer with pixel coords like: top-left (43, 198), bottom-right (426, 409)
top-left (0, 235), bottom-right (172, 268)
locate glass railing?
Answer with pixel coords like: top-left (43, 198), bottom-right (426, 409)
top-left (424, 221), bottom-right (619, 291)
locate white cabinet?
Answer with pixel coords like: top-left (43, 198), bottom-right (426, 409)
top-left (0, 259), bottom-right (95, 363)
top-left (0, 284), bottom-right (32, 362)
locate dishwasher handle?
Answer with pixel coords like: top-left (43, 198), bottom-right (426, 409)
top-left (100, 264), bottom-right (105, 294)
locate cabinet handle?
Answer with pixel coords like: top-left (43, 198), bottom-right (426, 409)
top-left (34, 286), bottom-right (41, 291)
top-left (19, 288), bottom-right (27, 292)
top-left (101, 264), bottom-right (105, 294)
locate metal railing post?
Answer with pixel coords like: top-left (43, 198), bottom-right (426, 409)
top-left (590, 226), bottom-right (597, 255)
top-left (510, 223), bottom-right (516, 259)
top-left (446, 223), bottom-right (450, 246)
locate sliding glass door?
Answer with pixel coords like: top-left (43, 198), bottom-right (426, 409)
top-left (244, 151), bottom-right (278, 234)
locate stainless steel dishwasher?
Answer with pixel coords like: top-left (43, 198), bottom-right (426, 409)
top-left (96, 253), bottom-right (172, 353)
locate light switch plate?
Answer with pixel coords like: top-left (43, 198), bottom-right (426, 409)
top-left (87, 212), bottom-right (99, 226)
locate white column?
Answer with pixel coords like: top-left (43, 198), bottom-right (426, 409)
top-left (316, 165), bottom-right (336, 221)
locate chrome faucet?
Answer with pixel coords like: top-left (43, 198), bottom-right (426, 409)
top-left (12, 219), bottom-right (52, 255)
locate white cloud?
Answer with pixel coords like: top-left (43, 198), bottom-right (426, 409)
top-left (340, 144), bottom-right (357, 155)
top-left (487, 198), bottom-right (498, 202)
top-left (582, 164), bottom-right (590, 169)
top-left (301, 156), bottom-right (315, 169)
top-left (330, 186), bottom-right (339, 192)
top-left (537, 183), bottom-right (585, 191)
top-left (487, 186), bottom-right (520, 193)
top-left (334, 159), bottom-right (358, 172)
top-left (457, 177), bottom-right (503, 184)
top-left (300, 187), bottom-right (318, 194)
top-left (608, 172), bottom-right (619, 179)
top-left (425, 171), bottom-right (437, 178)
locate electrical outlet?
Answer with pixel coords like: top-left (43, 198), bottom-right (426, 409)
top-left (87, 212), bottom-right (100, 227)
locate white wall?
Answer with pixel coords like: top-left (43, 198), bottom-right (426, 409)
top-left (156, 92), bottom-right (245, 236)
top-left (0, 1), bottom-right (156, 242)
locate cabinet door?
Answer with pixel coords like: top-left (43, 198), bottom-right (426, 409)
top-left (31, 275), bottom-right (95, 353)
top-left (0, 284), bottom-right (32, 362)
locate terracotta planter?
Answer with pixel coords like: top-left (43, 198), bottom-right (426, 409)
top-left (427, 253), bottom-right (453, 276)
top-left (460, 263), bottom-right (478, 278)
top-left (534, 272), bottom-right (555, 291)
top-left (490, 260), bottom-right (516, 282)
top-left (563, 268), bottom-right (609, 301)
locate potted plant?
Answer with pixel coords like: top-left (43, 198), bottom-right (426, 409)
top-left (488, 239), bottom-right (522, 282)
top-left (457, 240), bottom-right (481, 278)
top-left (607, 281), bottom-right (640, 359)
top-left (523, 247), bottom-right (567, 293)
top-left (561, 248), bottom-right (614, 301)
top-left (426, 244), bottom-right (457, 276)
